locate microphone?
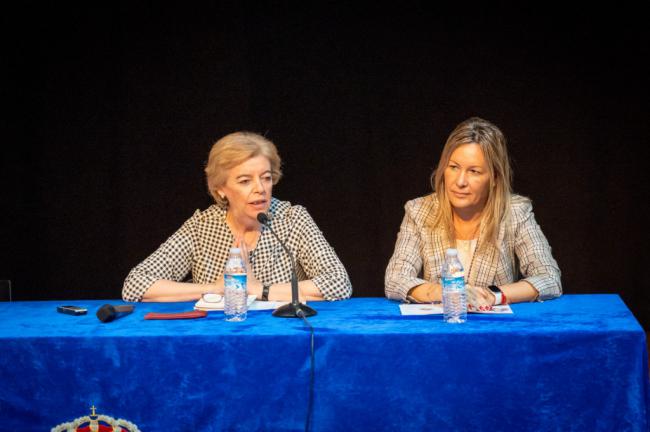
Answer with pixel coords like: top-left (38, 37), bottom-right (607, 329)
top-left (96, 304), bottom-right (135, 323)
top-left (257, 212), bottom-right (317, 318)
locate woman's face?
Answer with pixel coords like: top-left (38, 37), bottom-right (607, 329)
top-left (218, 155), bottom-right (273, 224)
top-left (443, 143), bottom-right (491, 216)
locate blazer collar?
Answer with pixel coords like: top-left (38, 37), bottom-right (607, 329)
top-left (466, 220), bottom-right (506, 286)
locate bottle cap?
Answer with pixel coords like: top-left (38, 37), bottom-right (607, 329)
top-left (230, 247), bottom-right (242, 254)
top-left (445, 248), bottom-right (458, 256)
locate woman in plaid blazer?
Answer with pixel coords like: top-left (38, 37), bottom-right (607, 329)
top-left (123, 132), bottom-right (352, 303)
top-left (385, 117), bottom-right (561, 309)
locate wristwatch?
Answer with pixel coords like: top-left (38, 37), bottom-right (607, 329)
top-left (261, 284), bottom-right (270, 301)
top-left (488, 285), bottom-right (505, 305)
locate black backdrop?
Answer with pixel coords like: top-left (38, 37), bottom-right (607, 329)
top-left (2, 4), bottom-right (649, 330)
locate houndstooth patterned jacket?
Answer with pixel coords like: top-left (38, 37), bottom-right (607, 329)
top-left (123, 198), bottom-right (352, 302)
top-left (385, 194), bottom-right (562, 302)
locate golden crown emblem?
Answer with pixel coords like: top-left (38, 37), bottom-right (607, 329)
top-left (51, 405), bottom-right (140, 432)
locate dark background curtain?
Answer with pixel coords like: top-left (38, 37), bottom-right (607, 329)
top-left (2, 3), bottom-right (648, 330)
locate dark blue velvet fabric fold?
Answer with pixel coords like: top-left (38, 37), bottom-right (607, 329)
top-left (0, 295), bottom-right (647, 431)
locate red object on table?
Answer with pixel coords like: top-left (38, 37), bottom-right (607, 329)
top-left (144, 310), bottom-right (207, 320)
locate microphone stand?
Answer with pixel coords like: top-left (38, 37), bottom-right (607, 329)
top-left (257, 213), bottom-right (317, 318)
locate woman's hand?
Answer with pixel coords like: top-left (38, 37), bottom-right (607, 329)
top-left (408, 283), bottom-right (442, 303)
top-left (210, 278), bottom-right (225, 296)
top-left (466, 285), bottom-right (496, 311)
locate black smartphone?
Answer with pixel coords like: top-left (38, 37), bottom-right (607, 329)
top-left (56, 305), bottom-right (88, 316)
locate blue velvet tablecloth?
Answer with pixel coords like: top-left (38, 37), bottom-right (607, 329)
top-left (0, 294), bottom-right (648, 431)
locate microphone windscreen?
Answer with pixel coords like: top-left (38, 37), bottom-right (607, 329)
top-left (96, 304), bottom-right (116, 323)
top-left (257, 213), bottom-right (269, 224)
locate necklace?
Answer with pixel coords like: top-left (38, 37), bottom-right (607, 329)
top-left (464, 234), bottom-right (480, 284)
top-left (454, 221), bottom-right (481, 284)
top-left (225, 212), bottom-right (261, 251)
top-left (454, 219), bottom-right (481, 240)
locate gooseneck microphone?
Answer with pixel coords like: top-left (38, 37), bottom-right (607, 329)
top-left (96, 304), bottom-right (135, 323)
top-left (257, 212), bottom-right (317, 318)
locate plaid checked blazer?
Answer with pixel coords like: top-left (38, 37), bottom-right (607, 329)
top-left (385, 193), bottom-right (562, 302)
top-left (123, 198), bottom-right (352, 302)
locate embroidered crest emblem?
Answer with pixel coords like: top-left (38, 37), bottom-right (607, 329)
top-left (51, 405), bottom-right (140, 432)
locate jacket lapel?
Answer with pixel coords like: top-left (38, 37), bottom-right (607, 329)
top-left (196, 205), bottom-right (233, 283)
top-left (467, 221), bottom-right (505, 286)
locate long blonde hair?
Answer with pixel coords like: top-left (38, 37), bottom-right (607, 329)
top-left (430, 117), bottom-right (512, 250)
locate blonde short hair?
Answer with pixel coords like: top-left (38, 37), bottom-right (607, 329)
top-left (430, 117), bottom-right (513, 250)
top-left (205, 131), bottom-right (283, 206)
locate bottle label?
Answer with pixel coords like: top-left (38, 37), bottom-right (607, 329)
top-left (224, 273), bottom-right (247, 290)
top-left (442, 275), bottom-right (465, 291)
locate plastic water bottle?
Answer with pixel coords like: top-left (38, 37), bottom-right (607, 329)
top-left (441, 248), bottom-right (467, 323)
top-left (224, 247), bottom-right (247, 322)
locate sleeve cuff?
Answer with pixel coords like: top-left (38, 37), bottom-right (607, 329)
top-left (122, 271), bottom-right (159, 302)
top-left (524, 275), bottom-right (562, 301)
top-left (386, 277), bottom-right (428, 302)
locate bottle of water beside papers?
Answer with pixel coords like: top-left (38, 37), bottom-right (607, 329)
top-left (224, 247), bottom-right (247, 322)
top-left (441, 248), bottom-right (467, 323)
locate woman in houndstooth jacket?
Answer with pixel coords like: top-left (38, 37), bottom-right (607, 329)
top-left (385, 117), bottom-right (561, 310)
top-left (123, 132), bottom-right (352, 303)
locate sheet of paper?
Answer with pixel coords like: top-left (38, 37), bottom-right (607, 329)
top-left (194, 295), bottom-right (257, 311)
top-left (399, 303), bottom-right (513, 315)
top-left (248, 301), bottom-right (291, 311)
